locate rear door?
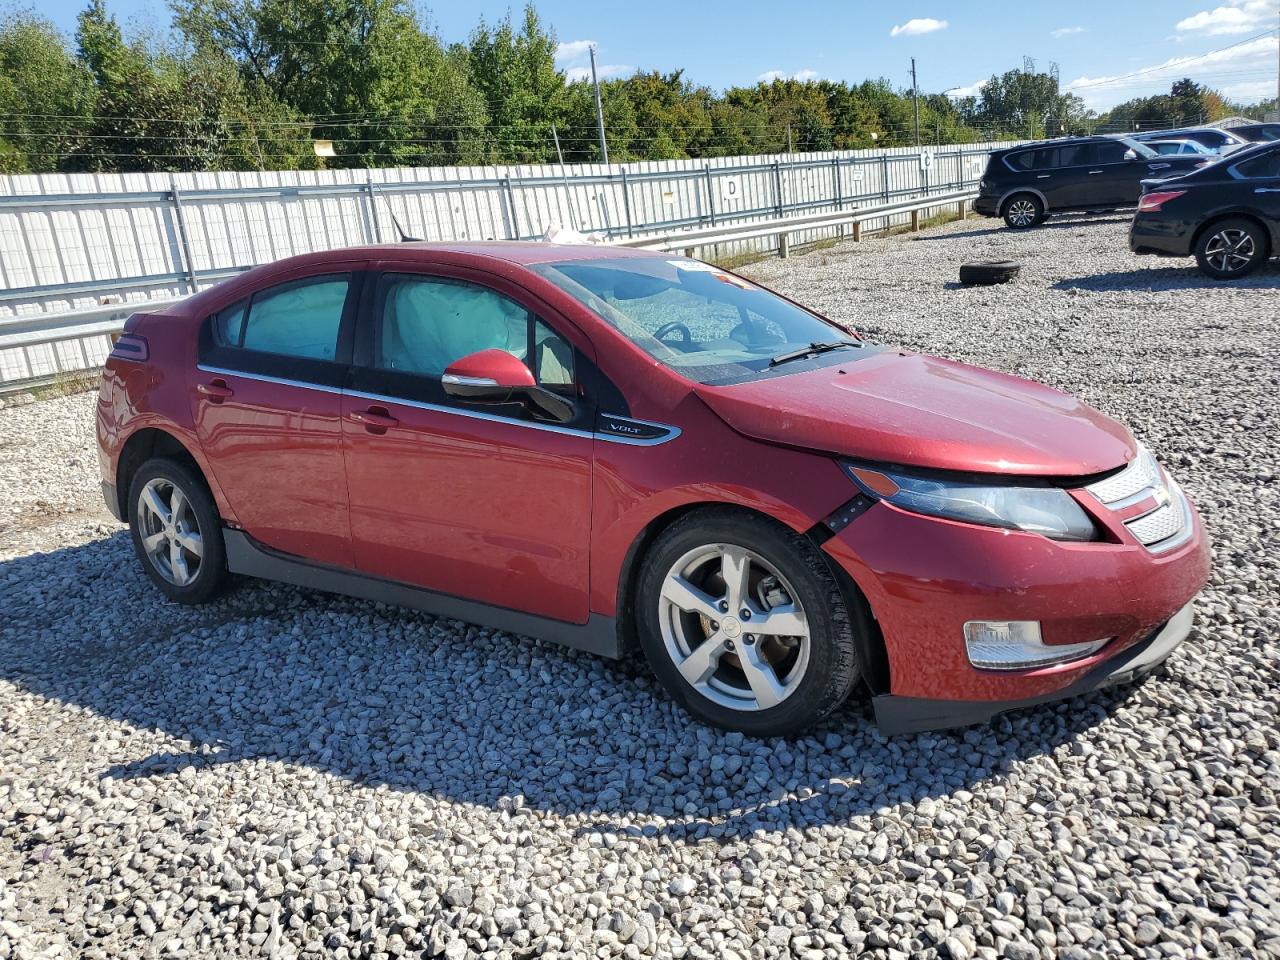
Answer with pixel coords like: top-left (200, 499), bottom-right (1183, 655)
top-left (1002, 147), bottom-right (1066, 207)
top-left (1233, 148), bottom-right (1280, 237)
top-left (192, 264), bottom-right (364, 567)
top-left (341, 261), bottom-right (596, 623)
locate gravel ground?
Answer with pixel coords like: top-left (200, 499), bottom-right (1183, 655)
top-left (2, 215), bottom-right (1278, 960)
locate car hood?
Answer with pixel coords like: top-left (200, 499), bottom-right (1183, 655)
top-left (694, 349), bottom-right (1135, 477)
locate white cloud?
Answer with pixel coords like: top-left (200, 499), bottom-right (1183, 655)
top-left (565, 63), bottom-right (632, 82)
top-left (890, 18), bottom-right (948, 37)
top-left (1066, 35), bottom-right (1278, 109)
top-left (555, 39), bottom-right (595, 64)
top-left (1176, 0), bottom-right (1274, 35)
top-left (945, 80), bottom-right (984, 98)
top-left (758, 68), bottom-right (821, 83)
top-left (1051, 26), bottom-right (1086, 38)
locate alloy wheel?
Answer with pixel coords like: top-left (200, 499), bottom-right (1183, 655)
top-left (658, 543), bottom-right (810, 712)
top-left (1204, 229), bottom-right (1256, 273)
top-left (1006, 199), bottom-right (1038, 228)
top-left (136, 477), bottom-right (204, 587)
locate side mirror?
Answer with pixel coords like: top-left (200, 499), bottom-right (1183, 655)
top-left (442, 349), bottom-right (574, 423)
top-left (1123, 150), bottom-right (1137, 161)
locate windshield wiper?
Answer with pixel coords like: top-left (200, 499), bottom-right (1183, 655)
top-left (768, 340), bottom-right (857, 367)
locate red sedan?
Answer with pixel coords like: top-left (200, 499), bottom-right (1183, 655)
top-left (96, 242), bottom-right (1210, 736)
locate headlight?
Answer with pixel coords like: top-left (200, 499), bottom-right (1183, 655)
top-left (843, 463), bottom-right (1098, 541)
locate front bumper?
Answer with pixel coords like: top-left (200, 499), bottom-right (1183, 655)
top-left (820, 490), bottom-right (1210, 733)
top-left (871, 599), bottom-right (1195, 734)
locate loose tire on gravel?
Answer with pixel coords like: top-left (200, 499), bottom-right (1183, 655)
top-left (1194, 217), bottom-right (1269, 280)
top-left (959, 260), bottom-right (1021, 286)
top-left (635, 508), bottom-right (861, 737)
top-left (1002, 193), bottom-right (1044, 229)
top-left (128, 457), bottom-right (228, 604)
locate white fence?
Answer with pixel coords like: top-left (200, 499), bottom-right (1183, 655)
top-left (0, 141), bottom-right (1016, 385)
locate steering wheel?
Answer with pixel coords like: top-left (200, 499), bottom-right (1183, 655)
top-left (653, 321), bottom-right (693, 344)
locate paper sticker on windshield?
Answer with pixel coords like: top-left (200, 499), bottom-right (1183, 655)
top-left (669, 259), bottom-right (754, 289)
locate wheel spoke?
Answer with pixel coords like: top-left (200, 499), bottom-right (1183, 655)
top-left (738, 642), bottom-right (787, 709)
top-left (661, 574), bottom-right (721, 620)
top-left (143, 486), bottom-right (171, 525)
top-left (174, 529), bottom-right (203, 558)
top-left (720, 546), bottom-right (751, 612)
top-left (169, 540), bottom-right (190, 585)
top-left (142, 530), bottom-right (167, 554)
top-left (169, 486), bottom-right (187, 522)
top-left (749, 603), bottom-right (807, 637)
top-left (677, 632), bottom-right (729, 685)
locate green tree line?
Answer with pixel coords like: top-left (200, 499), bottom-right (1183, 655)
top-left (0, 0), bottom-right (1268, 175)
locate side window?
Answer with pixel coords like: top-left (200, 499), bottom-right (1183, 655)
top-left (238, 275), bottom-right (350, 360)
top-left (1090, 141), bottom-right (1128, 165)
top-left (212, 299), bottom-right (247, 347)
top-left (1006, 151), bottom-right (1034, 171)
top-left (1056, 145), bottom-right (1088, 167)
top-left (1235, 152), bottom-right (1280, 179)
top-left (376, 275), bottom-right (575, 388)
top-left (534, 319), bottom-right (575, 389)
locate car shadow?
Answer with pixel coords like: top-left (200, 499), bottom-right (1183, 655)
top-left (1054, 260), bottom-right (1280, 291)
top-left (1, 531), bottom-right (1169, 839)
top-left (910, 215), bottom-right (1134, 242)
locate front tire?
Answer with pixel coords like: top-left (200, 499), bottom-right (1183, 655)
top-left (128, 457), bottom-right (227, 604)
top-left (1194, 217), bottom-right (1268, 279)
top-left (1002, 194), bottom-right (1044, 229)
top-left (635, 510), bottom-right (860, 737)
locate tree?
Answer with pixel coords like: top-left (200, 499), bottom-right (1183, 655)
top-left (173, 0), bottom-right (488, 166)
top-left (0, 13), bottom-right (96, 172)
top-left (968, 67), bottom-right (1089, 139)
top-left (467, 5), bottom-right (565, 162)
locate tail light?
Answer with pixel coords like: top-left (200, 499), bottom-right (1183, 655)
top-left (108, 332), bottom-right (149, 362)
top-left (1137, 190), bottom-right (1186, 213)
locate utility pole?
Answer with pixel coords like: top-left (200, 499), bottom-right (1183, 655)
top-left (551, 123), bottom-right (565, 165)
top-left (590, 45), bottom-right (609, 165)
top-left (910, 58), bottom-right (921, 149)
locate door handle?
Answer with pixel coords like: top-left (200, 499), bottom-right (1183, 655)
top-left (1036, 174), bottom-right (1051, 179)
top-left (1148, 163), bottom-right (1171, 170)
top-left (350, 407), bottom-right (399, 432)
top-left (197, 379), bottom-right (234, 402)
top-left (1088, 170), bottom-right (1103, 175)
top-left (1255, 187), bottom-right (1280, 193)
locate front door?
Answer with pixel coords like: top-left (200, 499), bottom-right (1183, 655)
top-left (341, 264), bottom-right (595, 624)
top-left (192, 268), bottom-right (363, 567)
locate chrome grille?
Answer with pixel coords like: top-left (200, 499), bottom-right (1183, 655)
top-left (1086, 447), bottom-right (1161, 505)
top-left (1087, 444), bottom-right (1193, 553)
top-left (1127, 500), bottom-right (1184, 545)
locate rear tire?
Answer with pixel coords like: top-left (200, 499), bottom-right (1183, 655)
top-left (1002, 194), bottom-right (1044, 229)
top-left (128, 457), bottom-right (227, 604)
top-left (635, 509), bottom-right (860, 737)
top-left (1194, 217), bottom-right (1268, 279)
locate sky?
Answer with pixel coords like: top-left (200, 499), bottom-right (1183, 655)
top-left (39, 0), bottom-right (1280, 111)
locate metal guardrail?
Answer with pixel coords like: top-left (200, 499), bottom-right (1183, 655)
top-left (0, 187), bottom-right (978, 395)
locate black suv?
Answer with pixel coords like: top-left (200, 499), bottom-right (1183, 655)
top-left (975, 136), bottom-right (1207, 229)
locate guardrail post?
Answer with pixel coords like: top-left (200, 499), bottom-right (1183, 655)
top-left (958, 198), bottom-right (967, 219)
top-left (852, 220), bottom-right (862, 242)
top-left (364, 175), bottom-right (382, 243)
top-left (501, 176), bottom-right (519, 239)
top-left (778, 231), bottom-right (789, 259)
top-left (911, 209), bottom-right (920, 232)
top-left (169, 177), bottom-right (198, 295)
top-left (832, 158), bottom-right (845, 240)
top-left (703, 166), bottom-right (717, 226)
top-left (620, 168), bottom-right (635, 238)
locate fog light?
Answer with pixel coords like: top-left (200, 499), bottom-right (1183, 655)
top-left (963, 621), bottom-right (1109, 671)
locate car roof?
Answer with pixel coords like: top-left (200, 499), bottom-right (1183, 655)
top-left (177, 241), bottom-right (676, 317)
top-left (996, 135), bottom-right (1115, 153)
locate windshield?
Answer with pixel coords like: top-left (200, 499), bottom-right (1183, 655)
top-left (531, 256), bottom-right (858, 384)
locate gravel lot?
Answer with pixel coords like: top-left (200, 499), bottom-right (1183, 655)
top-left (2, 214), bottom-right (1278, 960)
